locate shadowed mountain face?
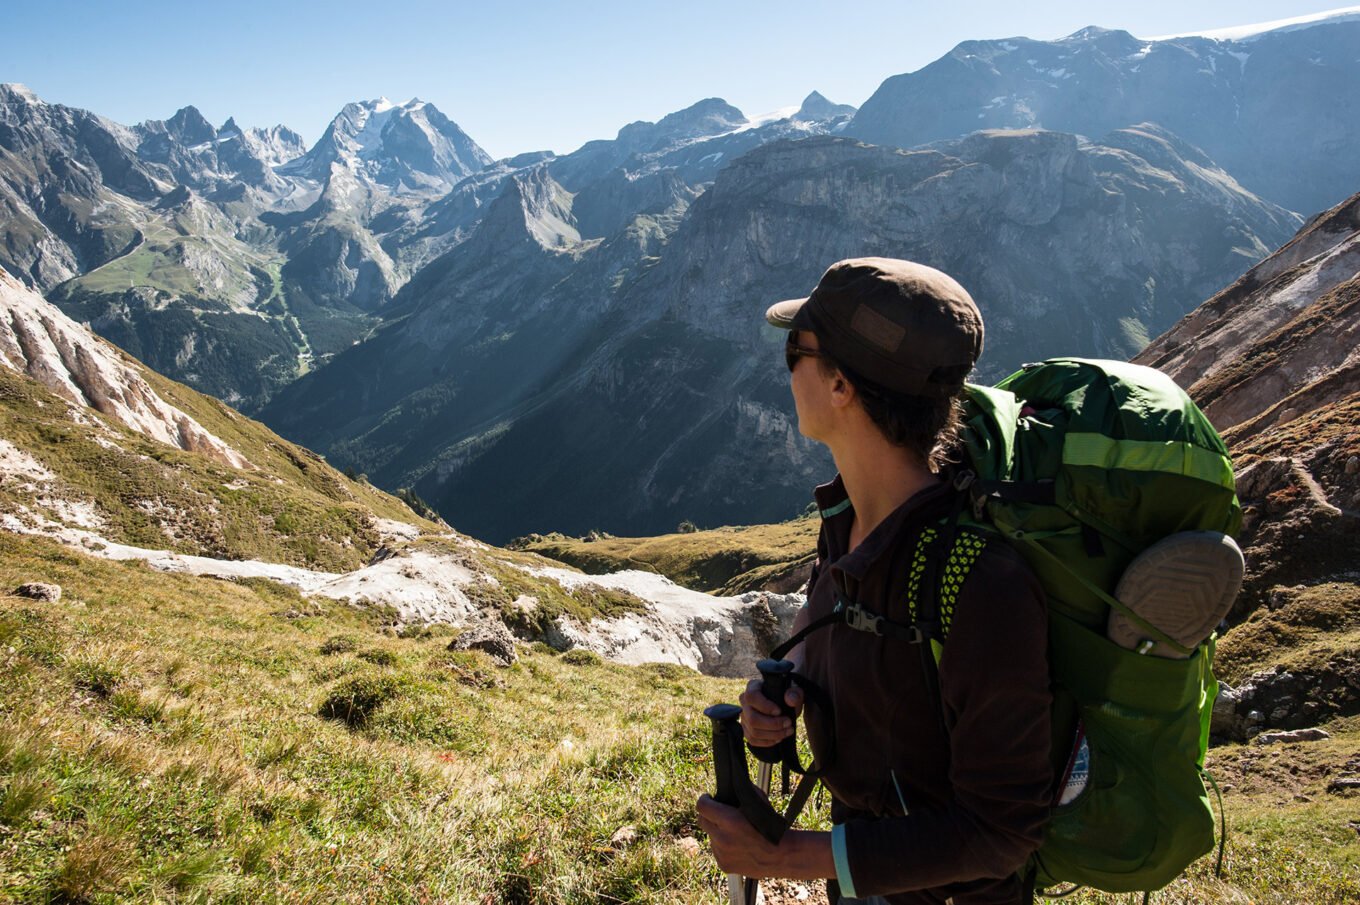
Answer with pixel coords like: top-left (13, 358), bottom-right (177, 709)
top-left (261, 127), bottom-right (1298, 543)
top-left (846, 18), bottom-right (1360, 214)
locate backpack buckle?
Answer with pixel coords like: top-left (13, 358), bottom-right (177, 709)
top-left (843, 603), bottom-right (884, 636)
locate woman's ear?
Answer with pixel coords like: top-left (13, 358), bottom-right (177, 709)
top-left (828, 370), bottom-right (856, 408)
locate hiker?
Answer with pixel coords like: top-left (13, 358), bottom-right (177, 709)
top-left (696, 258), bottom-right (1054, 904)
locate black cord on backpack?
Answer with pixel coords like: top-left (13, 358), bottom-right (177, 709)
top-left (1203, 767), bottom-right (1228, 878)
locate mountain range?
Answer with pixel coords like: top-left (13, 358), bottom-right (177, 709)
top-left (2, 9), bottom-right (1358, 539)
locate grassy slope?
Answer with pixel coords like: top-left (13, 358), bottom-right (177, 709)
top-left (0, 532), bottom-right (760, 904)
top-left (0, 361), bottom-right (433, 572)
top-left (517, 519), bottom-right (819, 596)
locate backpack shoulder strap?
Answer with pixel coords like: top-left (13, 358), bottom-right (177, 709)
top-left (908, 523), bottom-right (989, 665)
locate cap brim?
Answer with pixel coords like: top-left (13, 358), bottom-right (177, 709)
top-left (765, 297), bottom-right (808, 328)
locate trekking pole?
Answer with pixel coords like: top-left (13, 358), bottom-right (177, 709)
top-left (704, 703), bottom-right (751, 905)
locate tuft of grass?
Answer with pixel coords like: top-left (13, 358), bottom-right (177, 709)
top-left (358, 647), bottom-right (399, 667)
top-left (69, 650), bottom-right (128, 698)
top-left (51, 828), bottom-right (137, 903)
top-left (108, 687), bottom-right (169, 725)
top-left (254, 732), bottom-right (301, 768)
top-left (318, 672), bottom-right (405, 727)
top-left (0, 773), bottom-right (47, 826)
top-left (156, 847), bottom-right (229, 895)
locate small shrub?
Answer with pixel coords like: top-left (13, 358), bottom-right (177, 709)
top-left (320, 635), bottom-right (358, 655)
top-left (561, 649), bottom-right (602, 667)
top-left (642, 662), bottom-right (694, 681)
top-left (318, 673), bottom-right (404, 727)
top-left (676, 520), bottom-right (697, 534)
top-left (529, 641), bottom-right (560, 656)
top-left (358, 648), bottom-right (398, 667)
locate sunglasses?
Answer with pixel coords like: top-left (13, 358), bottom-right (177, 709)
top-left (785, 336), bottom-right (829, 372)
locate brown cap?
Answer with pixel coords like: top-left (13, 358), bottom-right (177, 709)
top-left (765, 257), bottom-right (983, 397)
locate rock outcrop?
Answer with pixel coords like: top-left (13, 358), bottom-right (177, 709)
top-left (0, 266), bottom-right (248, 468)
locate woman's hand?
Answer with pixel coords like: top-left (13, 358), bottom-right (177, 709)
top-left (738, 679), bottom-right (804, 748)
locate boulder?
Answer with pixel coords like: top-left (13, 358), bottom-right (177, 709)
top-left (13, 582), bottom-right (61, 602)
top-left (1252, 728), bottom-right (1332, 746)
top-left (447, 620), bottom-right (518, 666)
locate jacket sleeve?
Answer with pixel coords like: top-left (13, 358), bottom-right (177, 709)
top-left (842, 544), bottom-right (1054, 895)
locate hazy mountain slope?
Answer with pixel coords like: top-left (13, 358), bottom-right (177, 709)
top-left (846, 15), bottom-right (1360, 213)
top-left (263, 127), bottom-right (1298, 542)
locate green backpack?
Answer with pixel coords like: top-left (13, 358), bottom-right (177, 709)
top-left (915, 357), bottom-right (1240, 895)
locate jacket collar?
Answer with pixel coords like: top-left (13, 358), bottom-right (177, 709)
top-left (814, 473), bottom-right (953, 582)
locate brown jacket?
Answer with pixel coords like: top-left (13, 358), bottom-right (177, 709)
top-left (801, 476), bottom-right (1052, 904)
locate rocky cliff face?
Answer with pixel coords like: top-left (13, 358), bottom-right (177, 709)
top-left (846, 17), bottom-right (1360, 214)
top-left (0, 84), bottom-right (166, 289)
top-left (133, 106), bottom-right (306, 200)
top-left (1136, 190), bottom-right (1360, 607)
top-left (263, 127), bottom-right (1298, 542)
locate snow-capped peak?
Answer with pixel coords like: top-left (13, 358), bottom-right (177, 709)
top-left (1, 83), bottom-right (44, 105)
top-left (1144, 5), bottom-right (1360, 42)
top-left (370, 96), bottom-right (396, 113)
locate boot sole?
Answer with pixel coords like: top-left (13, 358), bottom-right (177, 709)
top-left (1108, 531), bottom-right (1245, 658)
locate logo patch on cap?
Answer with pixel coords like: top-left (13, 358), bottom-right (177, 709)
top-left (851, 303), bottom-right (906, 353)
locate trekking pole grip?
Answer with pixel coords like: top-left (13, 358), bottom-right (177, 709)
top-left (749, 658), bottom-right (797, 765)
top-left (704, 703), bottom-right (744, 806)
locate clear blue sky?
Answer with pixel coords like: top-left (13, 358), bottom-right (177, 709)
top-left (3, 1), bottom-right (1350, 160)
